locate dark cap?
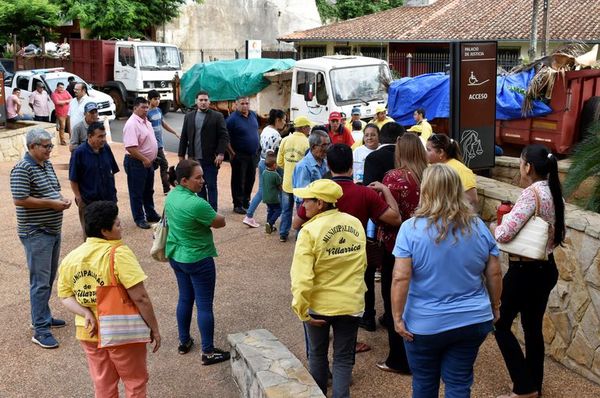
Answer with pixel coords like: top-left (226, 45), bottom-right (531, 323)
top-left (84, 102), bottom-right (98, 113)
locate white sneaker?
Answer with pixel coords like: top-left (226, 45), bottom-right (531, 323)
top-left (243, 216), bottom-right (260, 228)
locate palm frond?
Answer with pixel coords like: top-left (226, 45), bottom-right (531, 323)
top-left (563, 121), bottom-right (600, 210)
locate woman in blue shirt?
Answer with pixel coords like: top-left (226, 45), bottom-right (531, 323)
top-left (391, 164), bottom-right (502, 398)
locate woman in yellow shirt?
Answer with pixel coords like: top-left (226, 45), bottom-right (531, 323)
top-left (426, 134), bottom-right (478, 207)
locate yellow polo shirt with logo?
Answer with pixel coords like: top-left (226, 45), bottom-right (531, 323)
top-left (277, 132), bottom-right (310, 193)
top-left (446, 158), bottom-right (477, 191)
top-left (290, 209), bottom-right (367, 321)
top-left (57, 238), bottom-right (147, 342)
top-left (369, 116), bottom-right (395, 130)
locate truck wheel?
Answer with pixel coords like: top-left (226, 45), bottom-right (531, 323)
top-left (579, 96), bottom-right (600, 138)
top-left (109, 89), bottom-right (126, 117)
top-left (159, 100), bottom-right (172, 115)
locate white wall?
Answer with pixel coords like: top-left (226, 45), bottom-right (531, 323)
top-left (161, 0), bottom-right (322, 69)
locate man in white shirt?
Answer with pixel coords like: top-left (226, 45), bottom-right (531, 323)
top-left (28, 82), bottom-right (51, 122)
top-left (67, 82), bottom-right (92, 133)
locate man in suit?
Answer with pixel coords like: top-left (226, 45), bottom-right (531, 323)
top-left (363, 122), bottom-right (405, 186)
top-left (178, 90), bottom-right (230, 211)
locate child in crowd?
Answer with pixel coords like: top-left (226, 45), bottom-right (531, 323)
top-left (262, 152), bottom-right (282, 234)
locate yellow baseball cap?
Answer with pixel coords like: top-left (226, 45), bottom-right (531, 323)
top-left (293, 115), bottom-right (314, 128)
top-left (293, 179), bottom-right (343, 204)
top-left (375, 105), bottom-right (387, 114)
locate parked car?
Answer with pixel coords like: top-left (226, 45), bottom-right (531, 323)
top-left (4, 68), bottom-right (116, 122)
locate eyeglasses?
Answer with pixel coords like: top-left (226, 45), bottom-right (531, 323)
top-left (37, 143), bottom-right (54, 150)
top-left (319, 142), bottom-right (331, 148)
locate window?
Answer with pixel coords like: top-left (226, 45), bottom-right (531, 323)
top-left (316, 72), bottom-right (327, 105)
top-left (334, 46), bottom-right (351, 56)
top-left (301, 46), bottom-right (326, 59)
top-left (118, 46), bottom-right (136, 67)
top-left (330, 65), bottom-right (389, 104)
top-left (17, 76), bottom-right (29, 91)
top-left (296, 70), bottom-right (315, 98)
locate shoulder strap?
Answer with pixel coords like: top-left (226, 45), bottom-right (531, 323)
top-left (108, 243), bottom-right (124, 286)
top-left (531, 187), bottom-right (541, 217)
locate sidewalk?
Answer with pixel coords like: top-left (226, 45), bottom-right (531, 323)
top-left (0, 143), bottom-right (598, 397)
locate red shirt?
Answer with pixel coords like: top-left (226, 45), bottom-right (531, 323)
top-left (51, 90), bottom-right (72, 117)
top-left (297, 176), bottom-right (389, 228)
top-left (326, 124), bottom-right (355, 147)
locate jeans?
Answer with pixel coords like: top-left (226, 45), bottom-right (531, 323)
top-left (230, 152), bottom-right (258, 208)
top-left (34, 115), bottom-right (50, 122)
top-left (363, 240), bottom-right (382, 320)
top-left (246, 158), bottom-right (266, 217)
top-left (266, 203), bottom-right (282, 226)
top-left (198, 159), bottom-right (219, 211)
top-left (381, 249), bottom-right (410, 371)
top-left (279, 192), bottom-right (295, 238)
top-left (405, 320), bottom-right (494, 398)
top-left (20, 230), bottom-right (61, 334)
top-left (169, 257), bottom-right (216, 353)
top-left (494, 254), bottom-right (558, 395)
top-left (124, 155), bottom-right (160, 224)
top-left (304, 315), bottom-right (359, 398)
top-left (155, 148), bottom-right (170, 194)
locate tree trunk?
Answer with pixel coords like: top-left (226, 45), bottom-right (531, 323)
top-left (528, 0), bottom-right (539, 60)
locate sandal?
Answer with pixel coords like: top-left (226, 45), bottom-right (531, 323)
top-left (355, 341), bottom-right (371, 353)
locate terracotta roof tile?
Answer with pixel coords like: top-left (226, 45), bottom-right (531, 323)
top-left (279, 0), bottom-right (600, 42)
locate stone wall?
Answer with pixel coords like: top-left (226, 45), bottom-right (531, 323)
top-left (477, 176), bottom-right (600, 384)
top-left (0, 122), bottom-right (56, 162)
top-left (228, 329), bottom-right (325, 398)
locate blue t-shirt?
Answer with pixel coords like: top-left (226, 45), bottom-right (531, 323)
top-left (226, 111), bottom-right (259, 155)
top-left (393, 217), bottom-right (499, 335)
top-left (148, 107), bottom-right (164, 148)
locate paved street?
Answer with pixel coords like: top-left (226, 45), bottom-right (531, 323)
top-left (110, 111), bottom-right (186, 153)
top-left (1, 142), bottom-right (599, 397)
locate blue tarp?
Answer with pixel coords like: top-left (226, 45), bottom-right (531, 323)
top-left (180, 58), bottom-right (296, 106)
top-left (387, 69), bottom-right (552, 125)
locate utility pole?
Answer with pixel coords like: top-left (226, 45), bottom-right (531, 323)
top-left (541, 0), bottom-right (550, 56)
top-left (528, 0), bottom-right (539, 60)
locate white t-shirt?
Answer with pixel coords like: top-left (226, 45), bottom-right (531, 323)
top-left (351, 130), bottom-right (364, 146)
top-left (259, 125), bottom-right (282, 159)
top-left (68, 95), bottom-right (92, 130)
top-left (353, 145), bottom-right (377, 183)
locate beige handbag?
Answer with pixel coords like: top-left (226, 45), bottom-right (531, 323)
top-left (497, 188), bottom-right (549, 261)
top-left (150, 211), bottom-right (168, 262)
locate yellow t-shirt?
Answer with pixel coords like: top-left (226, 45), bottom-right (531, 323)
top-left (419, 119), bottom-right (433, 143)
top-left (57, 238), bottom-right (147, 341)
top-left (369, 116), bottom-right (395, 130)
top-left (345, 119), bottom-right (366, 132)
top-left (290, 209), bottom-right (367, 321)
top-left (446, 158), bottom-right (477, 191)
top-left (277, 132), bottom-right (310, 193)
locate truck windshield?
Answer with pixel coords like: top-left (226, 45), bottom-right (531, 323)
top-left (330, 65), bottom-right (389, 105)
top-left (137, 46), bottom-right (181, 71)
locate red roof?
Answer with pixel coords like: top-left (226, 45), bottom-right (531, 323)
top-left (279, 0), bottom-right (600, 43)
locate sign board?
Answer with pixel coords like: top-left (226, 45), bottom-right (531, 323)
top-left (450, 41), bottom-right (497, 169)
top-left (246, 40), bottom-right (262, 59)
top-left (0, 72), bottom-right (5, 124)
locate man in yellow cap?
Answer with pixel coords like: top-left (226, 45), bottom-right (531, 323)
top-left (369, 105), bottom-right (395, 130)
top-left (290, 179), bottom-right (367, 398)
top-left (277, 115), bottom-right (311, 242)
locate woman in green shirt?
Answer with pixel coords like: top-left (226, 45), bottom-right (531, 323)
top-left (165, 159), bottom-right (229, 365)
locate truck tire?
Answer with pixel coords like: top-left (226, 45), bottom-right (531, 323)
top-left (159, 100), bottom-right (172, 115)
top-left (109, 89), bottom-right (126, 117)
top-left (579, 96), bottom-right (600, 138)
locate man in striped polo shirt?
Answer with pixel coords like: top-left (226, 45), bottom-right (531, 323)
top-left (10, 128), bottom-right (72, 349)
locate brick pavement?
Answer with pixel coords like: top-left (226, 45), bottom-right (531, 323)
top-left (0, 143), bottom-right (598, 397)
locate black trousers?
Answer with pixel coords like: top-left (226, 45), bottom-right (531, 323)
top-left (381, 249), bottom-right (410, 372)
top-left (155, 148), bottom-right (170, 193)
top-left (494, 254), bottom-right (558, 395)
top-left (363, 240), bottom-right (382, 320)
top-left (230, 152), bottom-right (258, 208)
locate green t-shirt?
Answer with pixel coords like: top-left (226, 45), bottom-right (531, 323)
top-left (262, 169), bottom-right (282, 204)
top-left (165, 185), bottom-right (218, 263)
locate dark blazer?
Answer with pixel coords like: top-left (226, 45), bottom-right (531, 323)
top-left (178, 109), bottom-right (229, 162)
top-left (363, 144), bottom-right (396, 185)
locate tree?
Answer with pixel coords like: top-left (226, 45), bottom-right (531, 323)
top-left (0, 0), bottom-right (60, 46)
top-left (53, 0), bottom-right (193, 39)
top-left (316, 0), bottom-right (403, 22)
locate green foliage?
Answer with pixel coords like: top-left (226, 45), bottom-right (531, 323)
top-left (316, 0), bottom-right (403, 22)
top-left (0, 0), bottom-right (60, 45)
top-left (563, 121), bottom-right (600, 213)
top-left (53, 0), bottom-right (194, 39)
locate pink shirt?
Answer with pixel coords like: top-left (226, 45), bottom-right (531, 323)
top-left (123, 113), bottom-right (158, 162)
top-left (29, 90), bottom-right (50, 117)
top-left (51, 90), bottom-right (72, 117)
top-left (7, 94), bottom-right (19, 119)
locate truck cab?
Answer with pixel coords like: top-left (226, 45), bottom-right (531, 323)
top-left (290, 55), bottom-right (391, 125)
top-left (5, 68), bottom-right (116, 122)
top-left (111, 41), bottom-right (182, 115)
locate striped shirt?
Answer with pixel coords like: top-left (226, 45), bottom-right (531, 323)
top-left (10, 153), bottom-right (63, 238)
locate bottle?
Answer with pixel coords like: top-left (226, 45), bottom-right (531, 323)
top-left (497, 201), bottom-right (513, 225)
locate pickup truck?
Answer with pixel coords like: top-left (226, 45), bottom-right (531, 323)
top-left (4, 68), bottom-right (117, 122)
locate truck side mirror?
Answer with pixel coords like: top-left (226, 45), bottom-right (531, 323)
top-left (305, 83), bottom-right (314, 101)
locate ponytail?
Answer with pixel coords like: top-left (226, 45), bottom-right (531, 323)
top-left (522, 144), bottom-right (565, 246)
top-left (428, 134), bottom-right (464, 162)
